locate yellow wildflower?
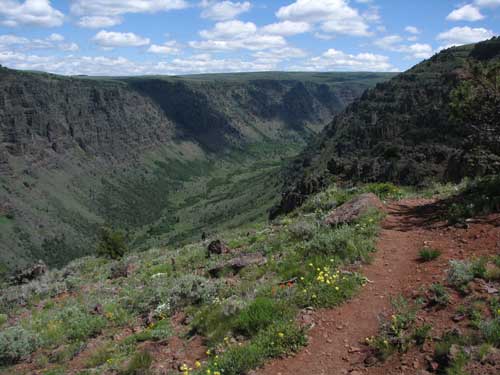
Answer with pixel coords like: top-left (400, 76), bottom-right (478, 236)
top-left (195, 361), bottom-right (202, 368)
top-left (278, 332), bottom-right (285, 338)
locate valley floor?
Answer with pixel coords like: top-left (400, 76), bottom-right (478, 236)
top-left (258, 199), bottom-right (500, 375)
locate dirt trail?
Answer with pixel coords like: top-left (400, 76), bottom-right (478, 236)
top-left (257, 198), bottom-right (500, 375)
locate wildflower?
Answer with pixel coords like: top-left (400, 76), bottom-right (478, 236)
top-left (214, 372), bottom-right (221, 375)
top-left (278, 332), bottom-right (285, 338)
top-left (206, 349), bottom-right (211, 355)
top-left (195, 361), bottom-right (201, 368)
top-left (312, 294), bottom-right (317, 299)
top-left (335, 286), bottom-right (340, 291)
top-left (206, 370), bottom-right (211, 375)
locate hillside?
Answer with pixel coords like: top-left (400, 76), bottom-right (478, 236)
top-left (273, 37), bottom-right (500, 216)
top-left (0, 68), bottom-right (393, 272)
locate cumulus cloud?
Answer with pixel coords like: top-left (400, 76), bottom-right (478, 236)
top-left (405, 26), bottom-right (420, 34)
top-left (71, 0), bottom-right (188, 27)
top-left (77, 16), bottom-right (122, 28)
top-left (276, 0), bottom-right (372, 37)
top-left (375, 35), bottom-right (433, 59)
top-left (0, 51), bottom-right (276, 75)
top-left (93, 30), bottom-right (151, 47)
top-left (0, 0), bottom-right (64, 27)
top-left (147, 40), bottom-right (180, 54)
top-left (446, 4), bottom-right (484, 21)
top-left (252, 46), bottom-right (307, 64)
top-left (474, 0), bottom-right (500, 7)
top-left (190, 20), bottom-right (287, 51)
top-left (436, 26), bottom-right (494, 48)
top-left (293, 48), bottom-right (396, 72)
top-left (200, 1), bottom-right (251, 21)
top-left (0, 33), bottom-right (80, 52)
top-left (261, 21), bottom-right (311, 36)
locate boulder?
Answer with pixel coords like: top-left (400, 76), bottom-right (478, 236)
top-left (207, 240), bottom-right (231, 257)
top-left (209, 253), bottom-right (266, 276)
top-left (10, 260), bottom-right (48, 285)
top-left (324, 193), bottom-right (384, 226)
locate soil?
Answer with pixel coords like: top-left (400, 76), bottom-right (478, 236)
top-left (257, 198), bottom-right (500, 375)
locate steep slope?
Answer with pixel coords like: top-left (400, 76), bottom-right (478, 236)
top-left (0, 68), bottom-right (393, 272)
top-left (273, 38), bottom-right (500, 216)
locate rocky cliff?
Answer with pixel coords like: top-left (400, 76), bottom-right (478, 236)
top-left (0, 69), bottom-right (392, 272)
top-left (273, 38), bottom-right (500, 217)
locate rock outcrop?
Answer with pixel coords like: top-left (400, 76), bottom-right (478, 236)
top-left (324, 193), bottom-right (384, 226)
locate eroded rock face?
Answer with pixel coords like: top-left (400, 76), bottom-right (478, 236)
top-left (207, 240), bottom-right (231, 257)
top-left (208, 252), bottom-right (267, 276)
top-left (324, 193), bottom-right (384, 226)
top-left (11, 260), bottom-right (47, 285)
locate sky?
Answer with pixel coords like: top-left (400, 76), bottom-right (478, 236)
top-left (0, 0), bottom-right (498, 76)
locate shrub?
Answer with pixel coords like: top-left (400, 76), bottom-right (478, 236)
top-left (302, 224), bottom-right (375, 264)
top-left (97, 226), bottom-right (128, 260)
top-left (0, 313), bottom-right (7, 326)
top-left (121, 350), bottom-right (153, 375)
top-left (480, 319), bottom-right (500, 346)
top-left (30, 305), bottom-right (106, 347)
top-left (447, 260), bottom-right (474, 289)
top-left (0, 326), bottom-right (40, 365)
top-left (288, 220), bottom-right (317, 241)
top-left (165, 274), bottom-right (219, 313)
top-left (427, 283), bottom-right (450, 308)
top-left (207, 322), bottom-right (306, 375)
top-left (235, 298), bottom-right (294, 337)
top-left (363, 183), bottom-right (402, 200)
top-left (413, 324), bottom-right (432, 346)
top-left (419, 248), bottom-right (441, 262)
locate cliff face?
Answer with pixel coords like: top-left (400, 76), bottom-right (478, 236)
top-left (0, 69), bottom-right (392, 272)
top-left (273, 38), bottom-right (500, 217)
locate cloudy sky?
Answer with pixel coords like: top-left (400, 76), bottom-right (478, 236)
top-left (0, 0), bottom-right (498, 76)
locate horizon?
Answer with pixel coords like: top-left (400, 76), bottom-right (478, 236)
top-left (0, 1), bottom-right (498, 76)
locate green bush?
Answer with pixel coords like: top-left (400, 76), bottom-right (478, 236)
top-left (447, 260), bottom-right (475, 289)
top-left (121, 350), bottom-right (153, 375)
top-left (165, 274), bottom-right (219, 313)
top-left (30, 305), bottom-right (106, 347)
top-left (427, 283), bottom-right (450, 308)
top-left (207, 322), bottom-right (306, 375)
top-left (0, 326), bottom-right (40, 365)
top-left (419, 248), bottom-right (441, 262)
top-left (363, 183), bottom-right (402, 200)
top-left (235, 297), bottom-right (295, 337)
top-left (288, 220), bottom-right (317, 241)
top-left (97, 226), bottom-right (128, 259)
top-left (480, 319), bottom-right (500, 347)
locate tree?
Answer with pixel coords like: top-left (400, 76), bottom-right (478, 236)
top-left (96, 226), bottom-right (128, 259)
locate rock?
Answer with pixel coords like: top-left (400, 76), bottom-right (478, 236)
top-left (207, 240), bottom-right (231, 257)
top-left (92, 303), bottom-right (104, 315)
top-left (208, 252), bottom-right (266, 276)
top-left (324, 193), bottom-right (384, 226)
top-left (10, 260), bottom-right (47, 285)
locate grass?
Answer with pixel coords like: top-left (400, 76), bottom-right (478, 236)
top-left (419, 248), bottom-right (442, 262)
top-left (0, 185), bottom-right (385, 374)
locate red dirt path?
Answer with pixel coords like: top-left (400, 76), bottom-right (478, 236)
top-left (256, 198), bottom-right (500, 375)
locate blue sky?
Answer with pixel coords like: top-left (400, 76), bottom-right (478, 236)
top-left (0, 0), bottom-right (498, 75)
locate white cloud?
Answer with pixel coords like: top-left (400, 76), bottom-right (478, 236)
top-left (199, 20), bottom-right (256, 39)
top-left (447, 4), bottom-right (484, 21)
top-left (405, 26), bottom-right (420, 34)
top-left (474, 0), bottom-right (500, 7)
top-left (252, 46), bottom-right (306, 64)
top-left (71, 0), bottom-right (188, 27)
top-left (200, 1), bottom-right (251, 21)
top-left (147, 40), bottom-right (179, 54)
top-left (0, 0), bottom-right (64, 27)
top-left (436, 26), bottom-right (494, 48)
top-left (261, 21), bottom-right (310, 36)
top-left (191, 20), bottom-right (287, 51)
top-left (0, 51), bottom-right (277, 75)
top-left (276, 0), bottom-right (372, 37)
top-left (77, 16), bottom-right (122, 28)
top-left (48, 33), bottom-right (64, 41)
top-left (0, 33), bottom-right (79, 52)
top-left (293, 48), bottom-right (396, 72)
top-left (92, 30), bottom-right (150, 47)
top-left (375, 34), bottom-right (433, 59)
